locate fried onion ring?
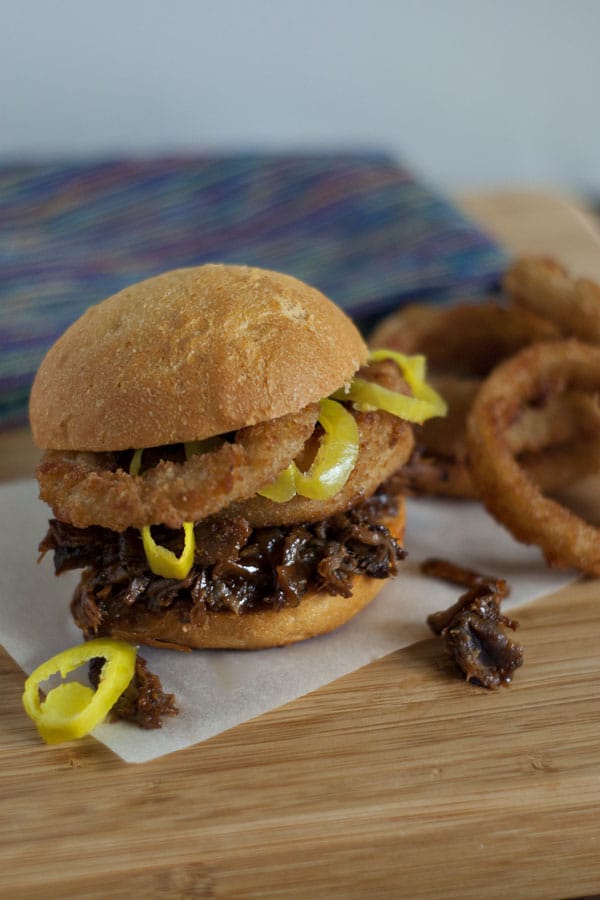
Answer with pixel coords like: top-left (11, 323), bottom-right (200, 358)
top-left (466, 340), bottom-right (600, 574)
top-left (222, 407), bottom-right (414, 527)
top-left (222, 357), bottom-right (415, 526)
top-left (505, 256), bottom-right (600, 345)
top-left (401, 371), bottom-right (600, 499)
top-left (371, 299), bottom-right (600, 500)
top-left (369, 300), bottom-right (560, 377)
top-left (37, 405), bottom-right (319, 531)
top-left (369, 299), bottom-right (563, 499)
top-left (422, 377), bottom-right (600, 458)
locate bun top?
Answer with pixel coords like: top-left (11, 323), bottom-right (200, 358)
top-left (29, 264), bottom-right (368, 451)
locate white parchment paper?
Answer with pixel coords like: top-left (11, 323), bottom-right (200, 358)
top-left (0, 479), bottom-right (577, 763)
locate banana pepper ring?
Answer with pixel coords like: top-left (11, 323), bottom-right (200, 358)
top-left (130, 448), bottom-right (196, 580)
top-left (334, 349), bottom-right (447, 422)
top-left (261, 352), bottom-right (445, 504)
top-left (22, 639), bottom-right (137, 744)
top-left (259, 398), bottom-right (359, 502)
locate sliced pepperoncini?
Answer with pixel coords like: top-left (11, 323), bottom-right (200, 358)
top-left (129, 447), bottom-right (144, 477)
top-left (258, 398), bottom-right (359, 502)
top-left (258, 462), bottom-right (297, 502)
top-left (129, 448), bottom-right (196, 580)
top-left (293, 398), bottom-right (359, 499)
top-left (22, 639), bottom-right (136, 744)
top-left (140, 522), bottom-right (195, 580)
top-left (370, 348), bottom-right (446, 416)
top-left (184, 437), bottom-right (223, 458)
top-left (333, 349), bottom-right (447, 423)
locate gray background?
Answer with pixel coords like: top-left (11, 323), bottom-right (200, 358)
top-left (2, 0), bottom-right (599, 194)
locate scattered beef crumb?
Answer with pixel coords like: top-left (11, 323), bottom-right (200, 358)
top-left (422, 557), bottom-right (523, 690)
top-left (89, 655), bottom-right (178, 729)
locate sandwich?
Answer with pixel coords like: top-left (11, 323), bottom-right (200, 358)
top-left (30, 264), bottom-right (443, 650)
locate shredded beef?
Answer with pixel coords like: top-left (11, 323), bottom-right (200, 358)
top-left (422, 557), bottom-right (523, 689)
top-left (89, 655), bottom-right (178, 729)
top-left (41, 481), bottom-right (405, 639)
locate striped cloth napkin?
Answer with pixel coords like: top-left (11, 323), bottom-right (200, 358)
top-left (0, 153), bottom-right (507, 430)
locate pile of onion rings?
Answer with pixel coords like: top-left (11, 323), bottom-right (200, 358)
top-left (371, 255), bottom-right (600, 574)
top-left (371, 300), bottom-right (560, 377)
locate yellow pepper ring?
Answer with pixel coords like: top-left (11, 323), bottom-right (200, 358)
top-left (129, 447), bottom-right (143, 477)
top-left (141, 522), bottom-right (196, 580)
top-left (258, 462), bottom-right (297, 502)
top-left (333, 349), bottom-right (447, 423)
top-left (335, 378), bottom-right (444, 424)
top-left (261, 353), bottom-right (445, 504)
top-left (129, 448), bottom-right (196, 580)
top-left (369, 347), bottom-right (447, 415)
top-left (258, 398), bottom-right (359, 503)
top-left (22, 639), bottom-right (137, 744)
top-left (293, 398), bottom-right (359, 499)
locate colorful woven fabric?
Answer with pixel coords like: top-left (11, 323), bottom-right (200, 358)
top-left (0, 154), bottom-right (507, 430)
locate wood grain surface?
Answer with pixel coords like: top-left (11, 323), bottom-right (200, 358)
top-left (1, 191), bottom-right (600, 899)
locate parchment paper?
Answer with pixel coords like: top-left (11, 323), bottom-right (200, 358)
top-left (0, 479), bottom-right (576, 763)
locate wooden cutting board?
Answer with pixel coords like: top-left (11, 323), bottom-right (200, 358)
top-left (2, 191), bottom-right (600, 899)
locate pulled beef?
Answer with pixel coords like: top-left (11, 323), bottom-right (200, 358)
top-left (423, 557), bottom-right (523, 689)
top-left (41, 482), bottom-right (405, 638)
top-left (89, 655), bottom-right (178, 729)
top-left (40, 515), bottom-right (252, 573)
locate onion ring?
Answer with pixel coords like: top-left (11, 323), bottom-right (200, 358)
top-left (417, 375), bottom-right (479, 462)
top-left (369, 300), bottom-right (560, 377)
top-left (37, 405), bottom-right (319, 531)
top-left (466, 340), bottom-right (600, 574)
top-left (519, 437), bottom-right (600, 493)
top-left (372, 300), bottom-right (600, 499)
top-left (504, 256), bottom-right (600, 345)
top-left (222, 407), bottom-right (414, 527)
top-left (223, 358), bottom-right (415, 526)
top-left (422, 377), bottom-right (600, 457)
top-left (401, 372), bottom-right (600, 499)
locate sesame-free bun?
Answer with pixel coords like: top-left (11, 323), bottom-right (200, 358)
top-left (30, 265), bottom-right (368, 452)
top-left (75, 502), bottom-right (405, 650)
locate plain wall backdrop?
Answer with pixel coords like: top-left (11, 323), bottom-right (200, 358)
top-left (2, 0), bottom-right (599, 193)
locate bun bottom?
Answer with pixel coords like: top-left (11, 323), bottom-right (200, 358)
top-left (93, 500), bottom-right (406, 650)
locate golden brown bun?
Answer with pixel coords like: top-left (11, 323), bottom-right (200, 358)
top-left (90, 501), bottom-right (405, 650)
top-left (30, 265), bottom-right (368, 452)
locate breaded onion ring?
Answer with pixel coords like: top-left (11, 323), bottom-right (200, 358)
top-left (519, 437), bottom-right (600, 492)
top-left (37, 405), bottom-right (319, 531)
top-left (507, 392), bottom-right (600, 453)
top-left (370, 300), bottom-right (560, 377)
top-left (222, 357), bottom-right (415, 526)
top-left (223, 407), bottom-right (414, 527)
top-left (505, 257), bottom-right (600, 345)
top-left (467, 340), bottom-right (600, 574)
top-left (402, 374), bottom-right (600, 499)
top-left (422, 377), bottom-right (600, 459)
top-left (371, 301), bottom-right (599, 500)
